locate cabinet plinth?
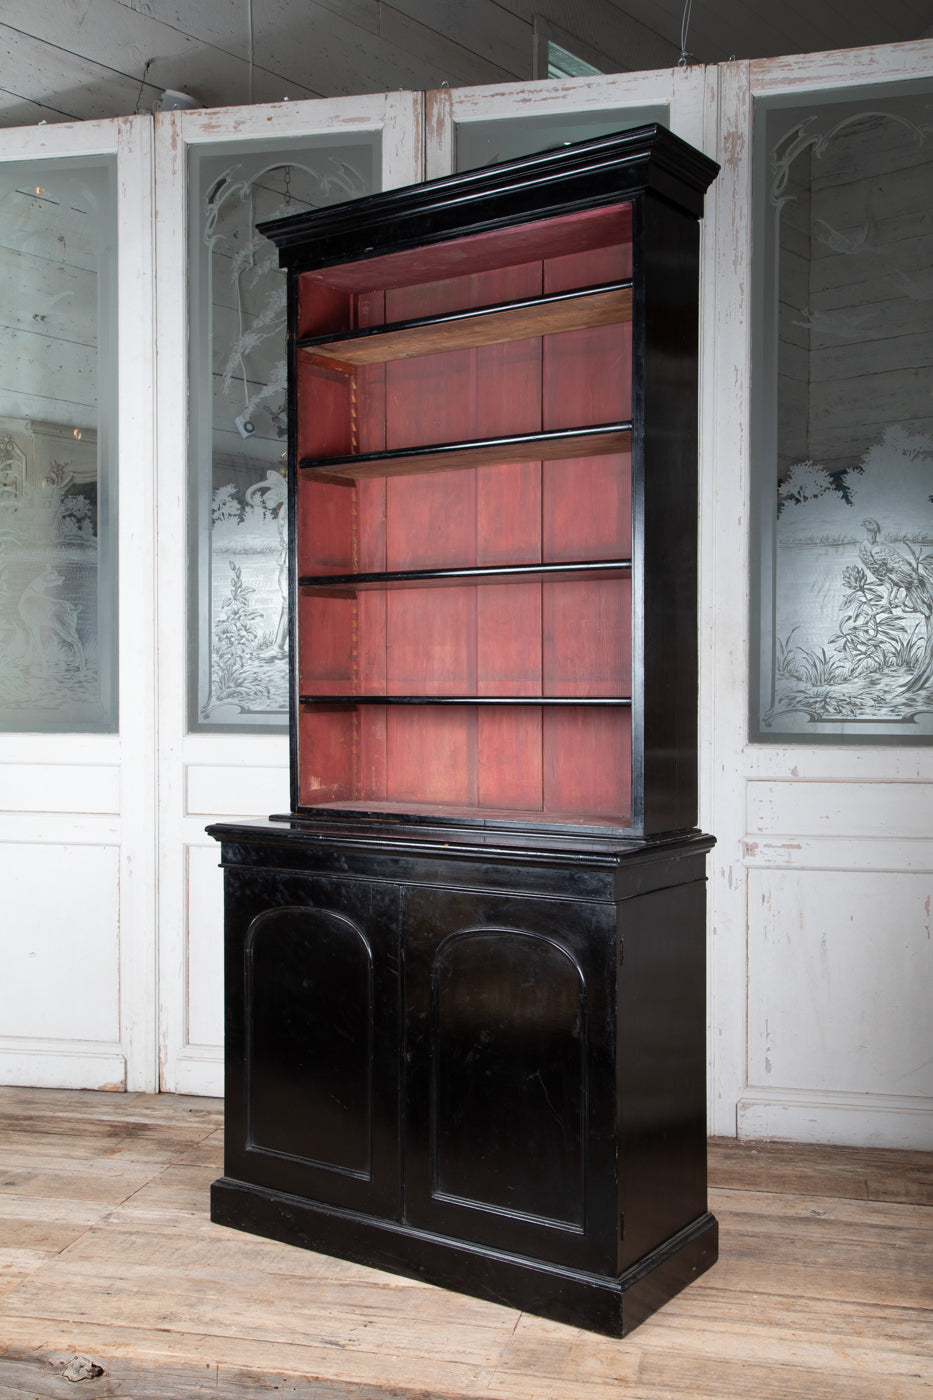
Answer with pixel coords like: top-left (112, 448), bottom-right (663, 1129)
top-left (210, 124), bottom-right (720, 1337)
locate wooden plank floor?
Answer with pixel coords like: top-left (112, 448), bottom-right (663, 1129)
top-left (0, 1088), bottom-right (930, 1399)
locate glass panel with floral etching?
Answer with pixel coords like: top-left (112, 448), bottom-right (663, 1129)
top-left (753, 85), bottom-right (933, 740)
top-left (189, 133), bottom-right (379, 729)
top-left (0, 158), bottom-right (117, 731)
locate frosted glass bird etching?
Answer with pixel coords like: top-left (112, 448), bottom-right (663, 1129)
top-left (859, 519), bottom-right (926, 610)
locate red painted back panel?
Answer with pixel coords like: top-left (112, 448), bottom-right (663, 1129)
top-left (296, 219), bottom-right (634, 822)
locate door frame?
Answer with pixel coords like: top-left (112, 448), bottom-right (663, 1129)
top-left (0, 114), bottom-right (157, 1090)
top-left (153, 93), bottom-right (423, 1093)
top-left (705, 39), bottom-right (933, 1143)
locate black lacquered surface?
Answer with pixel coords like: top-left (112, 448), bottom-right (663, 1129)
top-left (212, 123), bottom-right (719, 1338)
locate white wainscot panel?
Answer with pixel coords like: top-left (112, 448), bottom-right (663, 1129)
top-left (0, 764), bottom-right (120, 814)
top-left (186, 842), bottom-right (225, 1051)
top-left (0, 841), bottom-right (120, 1043)
top-left (746, 867), bottom-right (933, 1145)
top-left (744, 836), bottom-right (933, 872)
top-left (747, 781), bottom-right (930, 839)
top-left (185, 764), bottom-right (288, 818)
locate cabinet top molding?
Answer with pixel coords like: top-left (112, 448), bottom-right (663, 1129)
top-left (258, 124), bottom-right (720, 272)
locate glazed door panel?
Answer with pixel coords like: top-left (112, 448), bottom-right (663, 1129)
top-left (425, 65), bottom-right (712, 180)
top-left (222, 869), bottom-right (401, 1216)
top-left (0, 117), bottom-right (157, 1092)
top-left (154, 93), bottom-right (423, 1094)
top-left (401, 885), bottom-right (619, 1272)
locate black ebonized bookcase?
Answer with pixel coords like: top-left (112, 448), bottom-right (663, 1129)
top-left (208, 124), bottom-right (720, 1337)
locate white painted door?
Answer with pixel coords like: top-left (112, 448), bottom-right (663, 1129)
top-left (0, 116), bottom-right (157, 1090)
top-left (154, 94), bottom-right (422, 1094)
top-left (706, 40), bottom-right (933, 1148)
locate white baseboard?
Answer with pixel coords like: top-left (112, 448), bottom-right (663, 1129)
top-left (0, 1038), bottom-right (126, 1091)
top-left (168, 1047), bottom-right (223, 1098)
top-left (737, 1088), bottom-right (933, 1150)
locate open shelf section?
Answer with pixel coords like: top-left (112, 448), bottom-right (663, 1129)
top-left (296, 699), bottom-right (634, 819)
top-left (298, 281), bottom-right (634, 365)
top-left (286, 798), bottom-right (634, 830)
top-left (297, 559), bottom-right (633, 591)
top-left (299, 423), bottom-right (633, 481)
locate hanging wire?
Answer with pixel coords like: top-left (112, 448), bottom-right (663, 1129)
top-left (135, 58), bottom-right (155, 113)
top-left (247, 0), bottom-right (254, 103)
top-left (679, 0), bottom-right (694, 66)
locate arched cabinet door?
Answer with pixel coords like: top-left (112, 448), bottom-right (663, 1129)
top-left (401, 886), bottom-right (619, 1273)
top-left (221, 869), bottom-right (401, 1216)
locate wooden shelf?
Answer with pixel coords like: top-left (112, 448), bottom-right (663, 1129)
top-left (298, 696), bottom-right (633, 706)
top-left (298, 559), bottom-right (632, 591)
top-left (293, 799), bottom-right (629, 828)
top-left (298, 282), bottom-right (634, 365)
top-left (299, 422), bottom-right (633, 481)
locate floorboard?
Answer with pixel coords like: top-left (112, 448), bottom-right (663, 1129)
top-left (0, 1088), bottom-right (930, 1399)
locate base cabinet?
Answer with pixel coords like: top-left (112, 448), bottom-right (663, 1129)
top-left (210, 822), bottom-right (717, 1335)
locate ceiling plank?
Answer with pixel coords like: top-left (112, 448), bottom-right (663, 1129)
top-left (0, 2), bottom-right (323, 124)
top-left (379, 7), bottom-right (523, 85)
top-left (386, 0), bottom-right (533, 76)
top-left (0, 25), bottom-right (157, 122)
top-left (252, 2), bottom-right (501, 97)
top-left (493, 0), bottom-right (680, 71)
top-left (0, 86), bottom-right (74, 127)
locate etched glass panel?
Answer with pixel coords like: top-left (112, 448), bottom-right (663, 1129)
top-left (0, 158), bottom-right (117, 731)
top-left (189, 134), bottom-right (379, 729)
top-left (753, 84), bottom-right (933, 740)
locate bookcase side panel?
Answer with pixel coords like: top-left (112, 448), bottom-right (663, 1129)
top-left (296, 278), bottom-right (354, 338)
top-left (640, 197), bottom-right (701, 835)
